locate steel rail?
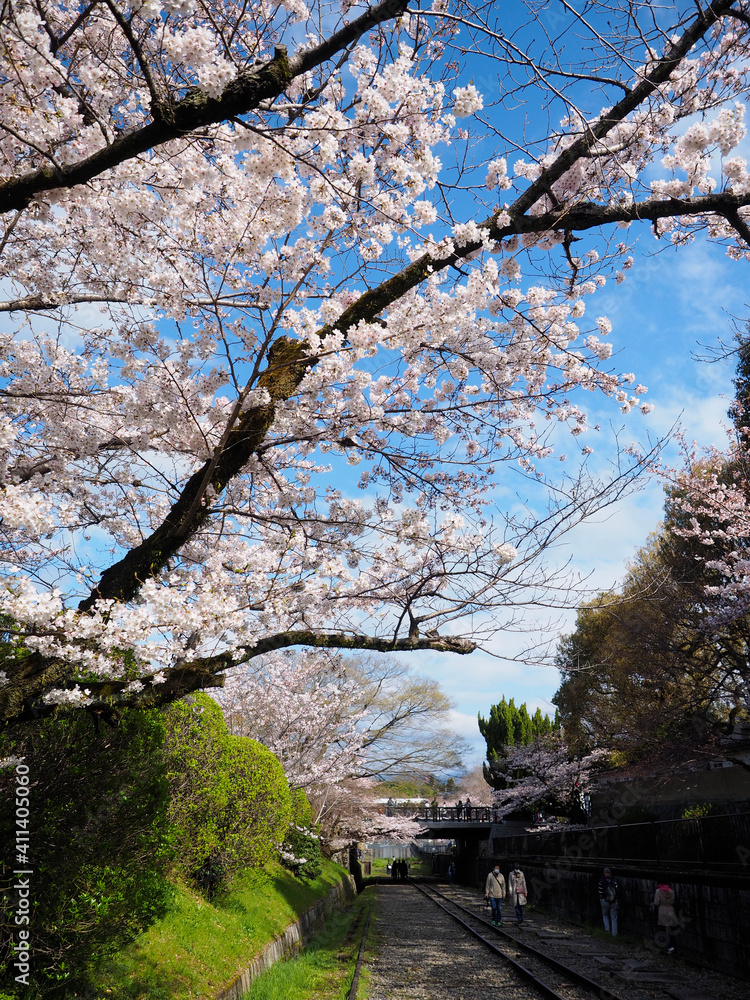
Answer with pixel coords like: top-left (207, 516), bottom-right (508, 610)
top-left (411, 878), bottom-right (626, 1000)
top-left (408, 879), bottom-right (574, 1000)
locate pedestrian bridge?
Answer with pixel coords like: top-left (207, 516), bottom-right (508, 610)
top-left (414, 805), bottom-right (497, 839)
top-left (418, 806), bottom-right (495, 824)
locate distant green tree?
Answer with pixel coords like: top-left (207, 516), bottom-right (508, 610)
top-left (553, 528), bottom-right (748, 769)
top-left (478, 696), bottom-right (559, 790)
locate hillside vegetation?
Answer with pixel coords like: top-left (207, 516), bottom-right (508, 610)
top-left (88, 860), bottom-right (350, 1000)
top-left (0, 694), bottom-right (328, 998)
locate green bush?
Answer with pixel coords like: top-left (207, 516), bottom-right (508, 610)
top-left (163, 694), bottom-right (291, 892)
top-left (0, 692), bottom-right (300, 994)
top-left (221, 735), bottom-right (292, 873)
top-left (0, 708), bottom-right (173, 996)
top-left (282, 790), bottom-right (322, 879)
top-left (281, 825), bottom-right (323, 881)
top-left (163, 694), bottom-right (232, 889)
top-left (290, 787), bottom-right (313, 827)
top-left (681, 803), bottom-right (716, 819)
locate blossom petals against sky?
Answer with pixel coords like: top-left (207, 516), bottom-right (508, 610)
top-left (414, 234), bottom-right (745, 768)
top-left (3, 0), bottom-right (750, 736)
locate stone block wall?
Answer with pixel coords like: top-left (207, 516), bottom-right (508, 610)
top-left (467, 857), bottom-right (750, 978)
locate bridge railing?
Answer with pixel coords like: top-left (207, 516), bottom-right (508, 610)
top-left (417, 805), bottom-right (495, 823)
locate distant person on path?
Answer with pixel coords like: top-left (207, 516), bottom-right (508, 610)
top-left (508, 863), bottom-right (528, 925)
top-left (598, 867), bottom-right (619, 935)
top-left (653, 882), bottom-right (679, 953)
top-left (431, 797), bottom-right (439, 820)
top-left (485, 864), bottom-right (506, 926)
top-left (447, 861), bottom-right (455, 884)
top-left (456, 799), bottom-right (463, 821)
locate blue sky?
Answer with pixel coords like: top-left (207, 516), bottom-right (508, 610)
top-left (419, 231), bottom-right (746, 768)
top-left (386, 3), bottom-right (750, 770)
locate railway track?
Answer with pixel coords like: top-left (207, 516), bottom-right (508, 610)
top-left (410, 877), bottom-right (628, 1000)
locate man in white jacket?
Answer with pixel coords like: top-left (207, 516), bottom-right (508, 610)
top-left (484, 864), bottom-right (506, 925)
top-left (507, 863), bottom-right (528, 925)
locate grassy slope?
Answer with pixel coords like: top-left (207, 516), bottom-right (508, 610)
top-left (241, 888), bottom-right (376, 1000)
top-left (87, 860), bottom-right (349, 1000)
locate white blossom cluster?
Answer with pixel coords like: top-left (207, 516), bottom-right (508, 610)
top-left (666, 432), bottom-right (750, 613)
top-left (217, 651), bottom-right (368, 789)
top-left (490, 732), bottom-right (609, 820)
top-left (0, 0), bottom-right (749, 710)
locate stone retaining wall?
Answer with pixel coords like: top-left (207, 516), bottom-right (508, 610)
top-left (217, 874), bottom-right (357, 1000)
top-left (462, 856), bottom-right (750, 978)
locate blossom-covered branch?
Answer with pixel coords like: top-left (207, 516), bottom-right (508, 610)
top-left (3, 0), bottom-right (750, 721)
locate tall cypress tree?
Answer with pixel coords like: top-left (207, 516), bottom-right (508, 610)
top-left (478, 696), bottom-right (559, 789)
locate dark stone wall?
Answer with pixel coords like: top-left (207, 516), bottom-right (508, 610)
top-left (459, 855), bottom-right (750, 979)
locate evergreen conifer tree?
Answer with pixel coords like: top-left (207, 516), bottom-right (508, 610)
top-left (478, 697), bottom-right (559, 790)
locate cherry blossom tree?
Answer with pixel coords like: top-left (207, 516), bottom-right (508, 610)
top-left (217, 650), bottom-right (467, 831)
top-left (3, 0), bottom-right (750, 722)
top-left (306, 776), bottom-right (420, 849)
top-left (655, 335), bottom-right (750, 727)
top-left (216, 650), bottom-right (367, 789)
top-left (453, 763), bottom-right (492, 805)
top-left (489, 730), bottom-right (608, 822)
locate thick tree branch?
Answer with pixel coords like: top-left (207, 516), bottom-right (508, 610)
top-left (724, 207), bottom-right (750, 246)
top-left (241, 629), bottom-right (477, 658)
top-left (0, 0), bottom-right (409, 215)
top-left (77, 186), bottom-right (750, 611)
top-left (511, 0), bottom-right (738, 218)
top-left (79, 336), bottom-right (312, 609)
top-left (0, 292), bottom-right (259, 313)
top-left (1, 629), bottom-right (475, 724)
top-left (500, 191), bottom-right (750, 237)
top-left (2, 0), bottom-right (745, 731)
top-left (0, 293), bottom-right (131, 312)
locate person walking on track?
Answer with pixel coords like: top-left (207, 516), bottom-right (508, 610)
top-left (485, 864), bottom-right (506, 926)
top-left (508, 863), bottom-right (528, 925)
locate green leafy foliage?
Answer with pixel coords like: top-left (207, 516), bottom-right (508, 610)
top-left (681, 803), bottom-right (717, 820)
top-left (0, 709), bottom-right (173, 996)
top-left (162, 694), bottom-right (234, 887)
top-left (478, 696), bottom-right (559, 790)
top-left (0, 692), bottom-right (298, 996)
top-left (553, 529), bottom-right (748, 767)
top-left (163, 693), bottom-right (291, 893)
top-left (290, 787), bottom-right (313, 827)
top-left (221, 734), bottom-right (292, 871)
top-left (88, 860), bottom-right (349, 1000)
top-left (282, 789), bottom-right (322, 880)
top-left (282, 826), bottom-right (323, 881)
